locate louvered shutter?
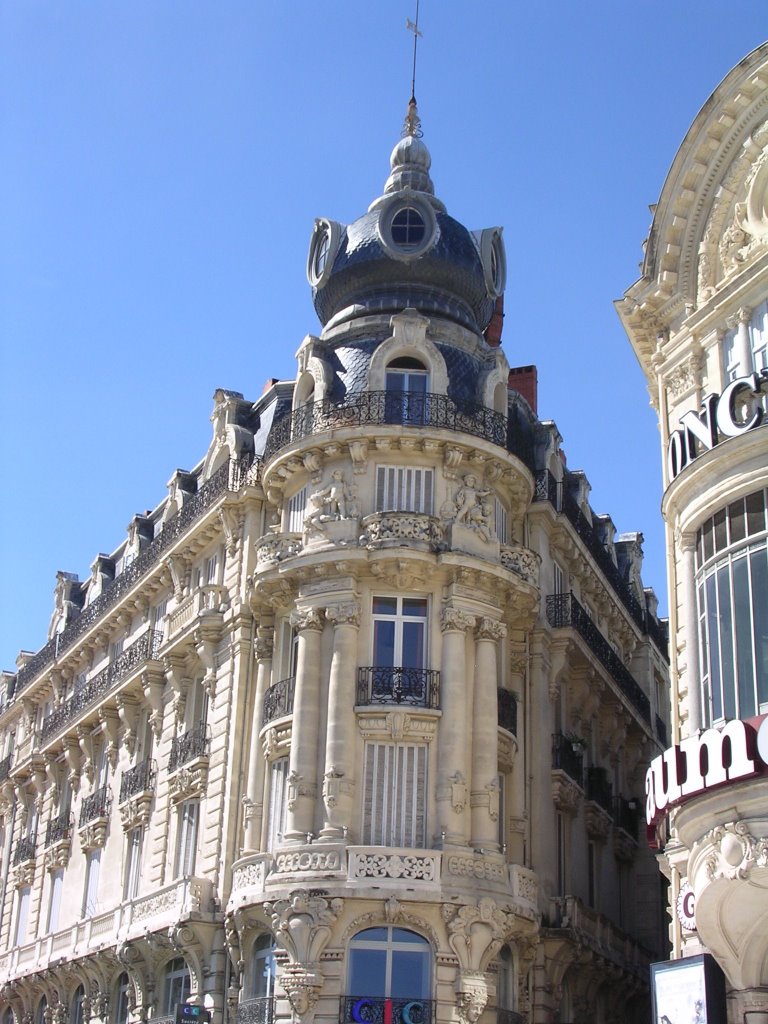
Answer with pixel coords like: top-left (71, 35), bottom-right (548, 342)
top-left (362, 743), bottom-right (427, 847)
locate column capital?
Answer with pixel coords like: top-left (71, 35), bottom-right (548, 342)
top-left (325, 602), bottom-right (361, 628)
top-left (255, 626), bottom-right (275, 662)
top-left (441, 607), bottom-right (476, 633)
top-left (290, 607), bottom-right (324, 632)
top-left (475, 617), bottom-right (507, 642)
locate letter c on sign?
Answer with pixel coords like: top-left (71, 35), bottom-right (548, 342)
top-left (352, 1001), bottom-right (373, 1024)
top-left (402, 1003), bottom-right (422, 1024)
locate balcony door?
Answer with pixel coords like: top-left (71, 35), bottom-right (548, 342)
top-left (371, 597), bottom-right (428, 704)
top-left (385, 359), bottom-right (428, 426)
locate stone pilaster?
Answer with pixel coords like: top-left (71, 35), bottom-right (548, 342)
top-left (243, 625), bottom-right (273, 852)
top-left (471, 617), bottom-right (506, 849)
top-left (283, 608), bottom-right (324, 842)
top-left (436, 607), bottom-right (476, 846)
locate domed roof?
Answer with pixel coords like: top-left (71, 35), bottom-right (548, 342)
top-left (308, 101), bottom-right (503, 335)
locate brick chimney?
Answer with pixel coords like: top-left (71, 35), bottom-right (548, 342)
top-left (508, 364), bottom-right (538, 414)
top-left (484, 295), bottom-right (504, 347)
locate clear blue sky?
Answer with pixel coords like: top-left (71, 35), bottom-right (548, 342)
top-left (1, 2), bottom-right (766, 671)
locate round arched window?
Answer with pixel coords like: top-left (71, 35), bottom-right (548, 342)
top-left (344, 927), bottom-right (431, 1024)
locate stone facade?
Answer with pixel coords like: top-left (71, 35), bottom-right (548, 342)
top-left (618, 43), bottom-right (768, 1024)
top-left (0, 108), bottom-right (668, 1024)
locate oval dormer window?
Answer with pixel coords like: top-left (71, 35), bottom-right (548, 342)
top-left (307, 217), bottom-right (341, 289)
top-left (378, 196), bottom-right (437, 261)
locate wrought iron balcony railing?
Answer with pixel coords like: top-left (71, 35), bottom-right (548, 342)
top-left (13, 834), bottom-right (37, 865)
top-left (533, 469), bottom-right (669, 660)
top-left (551, 733), bottom-right (583, 786)
top-left (262, 677), bottom-right (296, 726)
top-left (585, 767), bottom-right (613, 815)
top-left (79, 785), bottom-right (110, 827)
top-left (169, 723), bottom-right (210, 773)
top-left (497, 688), bottom-right (518, 734)
top-left (0, 752), bottom-right (12, 782)
top-left (11, 454), bottom-right (257, 699)
top-left (356, 667), bottom-right (440, 709)
top-left (120, 757), bottom-right (157, 803)
top-left (614, 796), bottom-right (640, 838)
top-left (237, 998), bottom-right (275, 1024)
top-left (545, 594), bottom-right (651, 722)
top-left (340, 997), bottom-right (434, 1024)
top-left (40, 630), bottom-right (163, 745)
top-left (45, 812), bottom-right (72, 847)
top-left (497, 1012), bottom-right (524, 1024)
top-left (265, 391), bottom-right (507, 461)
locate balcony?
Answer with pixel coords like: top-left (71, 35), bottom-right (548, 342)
top-left (169, 723), bottom-right (210, 773)
top-left (13, 834), bottom-right (36, 865)
top-left (11, 454), bottom-right (257, 699)
top-left (340, 997), bottom-right (434, 1024)
top-left (614, 796), bottom-right (639, 839)
top-left (40, 630), bottom-right (163, 745)
top-left (497, 688), bottom-right (517, 734)
top-left (120, 758), bottom-right (157, 803)
top-left (264, 391), bottom-right (507, 461)
top-left (80, 785), bottom-right (110, 827)
top-left (585, 767), bottom-right (613, 816)
top-left (551, 734), bottom-right (583, 786)
top-left (262, 677), bottom-right (296, 726)
top-left (45, 812), bottom-right (72, 847)
top-left (533, 470), bottom-right (669, 660)
top-left (545, 594), bottom-right (650, 722)
top-left (237, 998), bottom-right (274, 1024)
top-left (356, 667), bottom-right (440, 709)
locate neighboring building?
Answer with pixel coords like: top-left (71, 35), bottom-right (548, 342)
top-left (0, 103), bottom-right (669, 1024)
top-left (618, 44), bottom-right (768, 1024)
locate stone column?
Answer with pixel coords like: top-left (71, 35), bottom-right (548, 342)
top-left (471, 617), bottom-right (506, 849)
top-left (319, 602), bottom-right (360, 841)
top-left (734, 307), bottom-right (753, 377)
top-left (284, 608), bottom-right (324, 842)
top-left (436, 607), bottom-right (476, 846)
top-left (680, 536), bottom-right (702, 734)
top-left (243, 625), bottom-right (273, 852)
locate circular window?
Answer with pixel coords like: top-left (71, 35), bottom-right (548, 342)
top-left (391, 207), bottom-right (426, 249)
top-left (479, 227), bottom-right (506, 298)
top-left (307, 218), bottom-right (341, 289)
top-left (378, 197), bottom-right (437, 261)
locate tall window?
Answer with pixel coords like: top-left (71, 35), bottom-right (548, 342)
top-left (553, 561), bottom-right (567, 596)
top-left (696, 488), bottom-right (768, 723)
top-left (115, 973), bottom-right (131, 1024)
top-left (385, 359), bottom-right (429, 426)
top-left (14, 886), bottom-right (30, 945)
top-left (497, 946), bottom-right (517, 1015)
top-left (163, 958), bottom-right (191, 1015)
top-left (362, 743), bottom-right (427, 847)
top-left (266, 758), bottom-right (289, 851)
top-left (47, 868), bottom-right (64, 933)
top-left (35, 998), bottom-right (47, 1024)
top-left (288, 487), bottom-right (307, 533)
top-left (375, 466), bottom-right (434, 515)
top-left (124, 826), bottom-right (144, 900)
top-left (494, 497), bottom-right (509, 544)
top-left (71, 987), bottom-right (86, 1024)
top-left (587, 840), bottom-right (598, 907)
top-left (556, 812), bottom-right (566, 896)
top-left (346, 927), bottom-right (431, 1006)
top-left (372, 597), bottom-right (427, 671)
top-left (175, 801), bottom-right (199, 878)
top-left (250, 934), bottom-right (277, 1001)
top-left (82, 849), bottom-right (101, 917)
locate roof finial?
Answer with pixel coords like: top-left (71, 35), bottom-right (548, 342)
top-left (404, 0), bottom-right (423, 138)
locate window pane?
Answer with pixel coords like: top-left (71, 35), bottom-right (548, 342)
top-left (717, 567), bottom-right (736, 719)
top-left (733, 554), bottom-right (756, 718)
top-left (751, 549), bottom-right (768, 709)
top-left (373, 597), bottom-right (397, 616)
top-left (401, 622), bottom-right (425, 669)
top-left (402, 599), bottom-right (428, 617)
top-left (746, 491), bottom-right (766, 537)
top-left (390, 950), bottom-right (430, 998)
top-left (373, 620), bottom-right (396, 666)
top-left (729, 498), bottom-right (746, 543)
top-left (349, 948), bottom-right (387, 996)
top-left (705, 574), bottom-right (722, 721)
top-left (714, 510), bottom-right (727, 553)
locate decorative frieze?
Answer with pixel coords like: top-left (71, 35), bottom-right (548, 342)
top-left (348, 850), bottom-right (440, 882)
top-left (499, 545), bottom-right (540, 586)
top-left (444, 854), bottom-right (506, 883)
top-left (272, 849), bottom-right (344, 875)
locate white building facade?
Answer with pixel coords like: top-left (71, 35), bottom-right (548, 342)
top-left (619, 44), bottom-right (768, 1024)
top-left (1, 108), bottom-right (668, 1024)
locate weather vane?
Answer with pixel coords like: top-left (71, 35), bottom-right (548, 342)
top-left (403, 0), bottom-right (423, 137)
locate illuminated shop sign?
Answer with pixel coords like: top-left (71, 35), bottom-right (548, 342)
top-left (667, 370), bottom-right (768, 481)
top-left (645, 714), bottom-right (768, 843)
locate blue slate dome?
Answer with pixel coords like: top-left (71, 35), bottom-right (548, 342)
top-left (307, 102), bottom-right (500, 336)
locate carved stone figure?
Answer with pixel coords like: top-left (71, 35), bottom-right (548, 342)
top-left (304, 471), bottom-right (359, 532)
top-left (443, 474), bottom-right (494, 541)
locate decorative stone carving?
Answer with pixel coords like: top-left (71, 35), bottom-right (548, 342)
top-left (359, 512), bottom-right (443, 550)
top-left (499, 545), bottom-right (540, 585)
top-left (705, 821), bottom-right (768, 881)
top-left (286, 771), bottom-right (316, 811)
top-left (441, 474), bottom-right (494, 541)
top-left (348, 440), bottom-right (368, 474)
top-left (263, 889), bottom-right (343, 964)
top-left (44, 836), bottom-right (72, 871)
top-left (78, 819), bottom-right (109, 852)
top-left (584, 802), bottom-right (611, 842)
top-left (273, 850), bottom-right (343, 874)
top-left (440, 608), bottom-right (476, 633)
top-left (369, 558), bottom-right (429, 590)
top-left (304, 471), bottom-right (359, 533)
top-left (442, 898), bottom-right (515, 972)
top-left (348, 851), bottom-right (439, 881)
top-left (665, 358), bottom-right (697, 399)
top-left (476, 618), bottom-right (507, 642)
top-left (551, 771), bottom-right (582, 814)
top-left (289, 609), bottom-right (324, 633)
top-left (443, 446), bottom-right (465, 479)
top-left (445, 855), bottom-right (506, 883)
top-left (168, 761), bottom-right (208, 804)
top-left (255, 627), bottom-right (275, 662)
top-left (325, 603), bottom-right (360, 628)
top-left (356, 710), bottom-right (438, 744)
top-left (232, 859), bottom-right (266, 892)
top-left (449, 772), bottom-right (468, 813)
top-left (280, 966), bottom-right (323, 1022)
top-left (455, 973), bottom-right (490, 1024)
top-left (255, 534), bottom-right (302, 567)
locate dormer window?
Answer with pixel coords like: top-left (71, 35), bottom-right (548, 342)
top-left (385, 358), bottom-right (429, 426)
top-left (391, 206), bottom-right (426, 249)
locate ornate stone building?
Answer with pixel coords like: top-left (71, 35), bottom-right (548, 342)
top-left (0, 104), bottom-right (668, 1024)
top-left (619, 43), bottom-right (768, 1024)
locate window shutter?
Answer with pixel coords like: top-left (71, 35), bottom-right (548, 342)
top-left (288, 487), bottom-right (307, 533)
top-left (267, 758), bottom-right (289, 850)
top-left (363, 742), bottom-right (426, 847)
top-left (375, 466), bottom-right (433, 514)
top-left (494, 498), bottom-right (508, 543)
